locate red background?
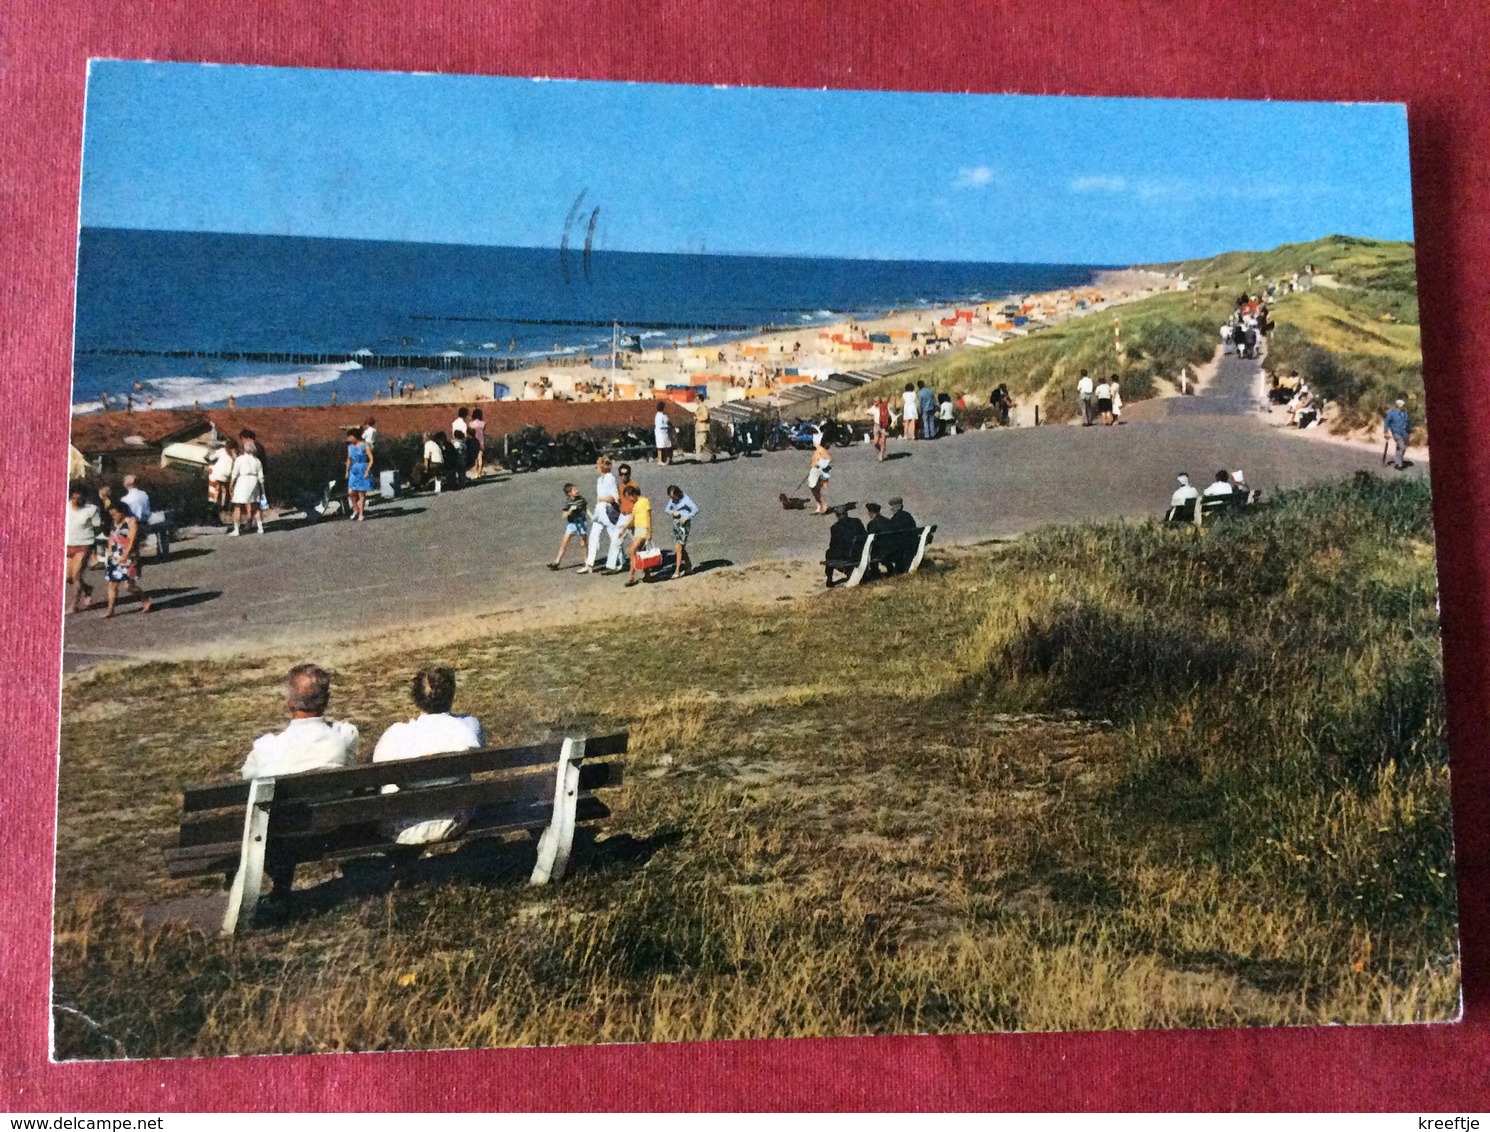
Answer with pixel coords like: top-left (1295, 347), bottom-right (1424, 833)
top-left (3, 0), bottom-right (1487, 1111)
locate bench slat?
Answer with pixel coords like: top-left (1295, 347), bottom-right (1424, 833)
top-left (164, 796), bottom-right (613, 879)
top-left (173, 761), bottom-right (623, 847)
top-left (182, 731), bottom-right (627, 812)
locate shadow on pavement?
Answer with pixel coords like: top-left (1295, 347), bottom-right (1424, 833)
top-left (690, 558), bottom-right (734, 575)
top-left (147, 587), bottom-right (222, 612)
top-left (153, 546), bottom-right (213, 563)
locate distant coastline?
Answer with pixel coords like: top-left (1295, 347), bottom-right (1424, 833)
top-left (70, 228), bottom-right (1109, 414)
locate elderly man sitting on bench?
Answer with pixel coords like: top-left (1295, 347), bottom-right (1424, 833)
top-left (882, 496), bottom-right (919, 574)
top-left (240, 663), bottom-right (360, 780)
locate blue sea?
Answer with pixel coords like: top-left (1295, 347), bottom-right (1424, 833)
top-left (72, 229), bottom-right (1105, 412)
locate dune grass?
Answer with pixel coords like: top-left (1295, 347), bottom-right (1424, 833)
top-left (1165, 235), bottom-right (1424, 436)
top-left (51, 474), bottom-right (1457, 1058)
top-left (1260, 290), bottom-right (1425, 435)
top-left (834, 289), bottom-right (1233, 424)
top-left (1162, 234), bottom-right (1419, 296)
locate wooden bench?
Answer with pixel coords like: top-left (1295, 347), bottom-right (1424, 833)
top-left (164, 731), bottom-right (627, 935)
top-left (1164, 496), bottom-right (1201, 526)
top-left (1167, 490), bottom-right (1261, 528)
top-left (826, 524), bottom-right (937, 587)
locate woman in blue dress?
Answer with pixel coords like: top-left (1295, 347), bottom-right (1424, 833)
top-left (344, 428), bottom-right (375, 522)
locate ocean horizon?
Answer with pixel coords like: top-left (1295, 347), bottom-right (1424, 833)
top-left (72, 228), bottom-right (1109, 412)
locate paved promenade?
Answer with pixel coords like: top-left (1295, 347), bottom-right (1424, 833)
top-left (62, 355), bottom-right (1427, 669)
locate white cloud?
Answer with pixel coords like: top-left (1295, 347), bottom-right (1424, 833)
top-left (1070, 175), bottom-right (1127, 194)
top-left (953, 165), bottom-right (995, 190)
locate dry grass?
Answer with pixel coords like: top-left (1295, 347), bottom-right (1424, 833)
top-left (51, 475), bottom-right (1459, 1058)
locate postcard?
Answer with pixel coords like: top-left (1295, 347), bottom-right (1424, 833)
top-left (54, 63), bottom-right (1455, 1059)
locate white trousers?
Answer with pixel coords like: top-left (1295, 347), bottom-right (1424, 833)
top-left (587, 511), bottom-right (625, 569)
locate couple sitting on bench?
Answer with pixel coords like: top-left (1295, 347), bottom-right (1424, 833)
top-left (1166, 469), bottom-right (1260, 524)
top-left (241, 662), bottom-right (480, 848)
top-left (824, 496), bottom-right (924, 587)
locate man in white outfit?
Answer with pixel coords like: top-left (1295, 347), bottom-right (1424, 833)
top-left (1076, 370), bottom-right (1095, 426)
top-left (371, 666), bottom-right (485, 845)
top-left (241, 664), bottom-right (360, 780)
top-left (1167, 473), bottom-right (1200, 523)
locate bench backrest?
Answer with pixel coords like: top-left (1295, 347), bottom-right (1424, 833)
top-left (168, 732), bottom-right (628, 871)
top-left (1166, 496), bottom-right (1200, 524)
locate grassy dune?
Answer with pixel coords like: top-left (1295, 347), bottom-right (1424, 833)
top-left (835, 289), bottom-right (1232, 423)
top-left (1176, 235), bottom-right (1425, 435)
top-left (52, 474), bottom-right (1456, 1058)
top-left (1164, 234), bottom-right (1419, 295)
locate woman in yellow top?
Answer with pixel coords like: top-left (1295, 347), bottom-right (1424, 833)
top-left (808, 435), bottom-right (832, 515)
top-left (623, 483), bottom-right (653, 587)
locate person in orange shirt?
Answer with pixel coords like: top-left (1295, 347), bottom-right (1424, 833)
top-left (623, 484), bottom-right (654, 587)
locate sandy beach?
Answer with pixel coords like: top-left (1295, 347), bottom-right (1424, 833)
top-left (383, 268), bottom-right (1177, 408)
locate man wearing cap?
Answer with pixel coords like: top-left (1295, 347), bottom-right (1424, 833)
top-left (883, 496), bottom-right (918, 574)
top-left (1383, 399), bottom-right (1412, 470)
top-left (1168, 474), bottom-right (1199, 522)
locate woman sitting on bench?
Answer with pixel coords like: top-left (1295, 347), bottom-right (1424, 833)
top-left (371, 666), bottom-right (485, 846)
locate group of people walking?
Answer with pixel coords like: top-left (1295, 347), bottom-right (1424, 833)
top-left (206, 428), bottom-right (268, 535)
top-left (65, 478), bottom-right (154, 617)
top-left (1222, 293), bottom-right (1272, 360)
top-left (552, 456), bottom-right (698, 585)
top-left (1075, 370), bottom-right (1124, 426)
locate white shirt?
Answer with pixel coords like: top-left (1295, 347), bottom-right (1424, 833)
top-left (66, 502), bottom-right (101, 548)
top-left (423, 439), bottom-right (444, 465)
top-left (209, 449), bottom-right (235, 481)
top-left (1203, 481), bottom-right (1235, 497)
top-left (240, 716), bottom-right (359, 780)
top-left (1170, 484), bottom-right (1199, 508)
top-left (1094, 382), bottom-right (1111, 400)
top-left (371, 712), bottom-right (485, 845)
top-left (231, 453), bottom-right (264, 484)
top-left (450, 417), bottom-right (468, 438)
top-left (596, 471), bottom-right (619, 504)
top-left (902, 391), bottom-right (917, 418)
top-left (1077, 375), bottom-right (1094, 396)
top-left (654, 411), bottom-right (673, 444)
top-left (372, 712), bottom-right (484, 765)
top-left (122, 487), bottom-right (151, 522)
top-left (937, 401), bottom-right (955, 420)
top-left (361, 426), bottom-right (377, 448)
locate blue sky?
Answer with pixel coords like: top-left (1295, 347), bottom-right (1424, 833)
top-left (80, 62), bottom-right (1414, 264)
